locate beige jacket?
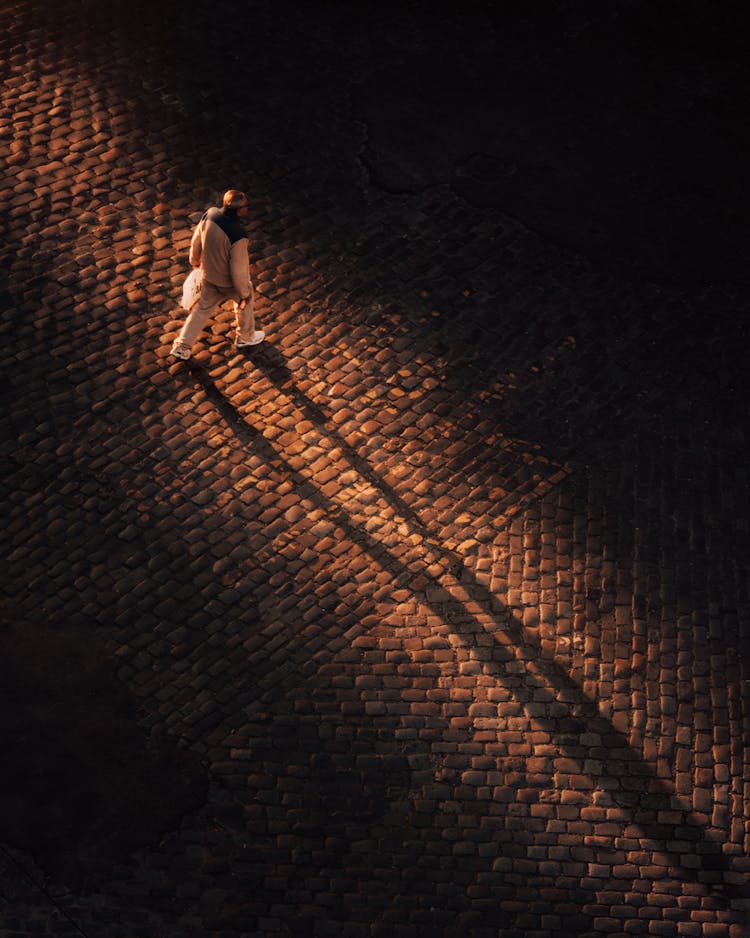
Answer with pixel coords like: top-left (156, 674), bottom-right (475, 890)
top-left (189, 206), bottom-right (251, 299)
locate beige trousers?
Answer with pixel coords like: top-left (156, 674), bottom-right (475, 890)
top-left (175, 280), bottom-right (255, 350)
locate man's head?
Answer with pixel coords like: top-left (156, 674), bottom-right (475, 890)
top-left (223, 189), bottom-right (249, 215)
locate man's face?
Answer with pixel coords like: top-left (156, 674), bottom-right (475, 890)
top-left (238, 204), bottom-right (249, 217)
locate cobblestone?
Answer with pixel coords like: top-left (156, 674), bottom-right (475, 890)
top-left (1, 0), bottom-right (750, 937)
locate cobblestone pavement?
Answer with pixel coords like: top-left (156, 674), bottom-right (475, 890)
top-left (1, 1), bottom-right (749, 936)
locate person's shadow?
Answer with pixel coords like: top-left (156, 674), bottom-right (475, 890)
top-left (178, 347), bottom-right (743, 901)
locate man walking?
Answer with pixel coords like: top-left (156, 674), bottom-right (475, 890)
top-left (170, 189), bottom-right (264, 360)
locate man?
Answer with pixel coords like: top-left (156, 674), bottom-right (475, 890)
top-left (170, 189), bottom-right (264, 360)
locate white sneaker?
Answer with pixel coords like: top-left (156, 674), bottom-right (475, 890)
top-left (236, 330), bottom-right (265, 348)
top-left (169, 344), bottom-right (191, 360)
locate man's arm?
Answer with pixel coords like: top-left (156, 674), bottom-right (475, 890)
top-left (237, 280), bottom-right (254, 312)
top-left (230, 238), bottom-right (252, 300)
top-left (189, 219), bottom-right (204, 268)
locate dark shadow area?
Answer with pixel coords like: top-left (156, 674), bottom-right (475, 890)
top-left (177, 356), bottom-right (745, 901)
top-left (207, 709), bottom-right (601, 935)
top-left (0, 619), bottom-right (208, 888)
top-left (350, 1), bottom-right (750, 286)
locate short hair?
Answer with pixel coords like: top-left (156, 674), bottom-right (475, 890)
top-left (223, 189), bottom-right (249, 211)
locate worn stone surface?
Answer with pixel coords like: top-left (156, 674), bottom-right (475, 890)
top-left (1, 1), bottom-right (749, 936)
top-left (0, 621), bottom-right (208, 888)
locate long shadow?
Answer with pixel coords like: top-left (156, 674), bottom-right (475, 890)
top-left (178, 354), bottom-right (743, 900)
top-left (249, 343), bottom-right (550, 548)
